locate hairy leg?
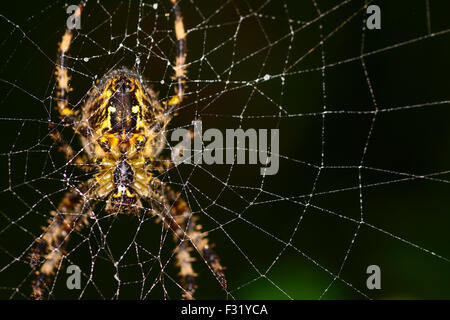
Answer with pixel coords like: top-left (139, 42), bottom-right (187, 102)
top-left (30, 185), bottom-right (93, 299)
top-left (147, 179), bottom-right (226, 299)
top-left (54, 4), bottom-right (83, 124)
top-left (49, 4), bottom-right (88, 169)
top-left (167, 0), bottom-right (188, 114)
top-left (169, 190), bottom-right (227, 296)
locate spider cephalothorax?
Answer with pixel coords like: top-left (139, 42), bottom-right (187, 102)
top-left (30, 0), bottom-right (226, 300)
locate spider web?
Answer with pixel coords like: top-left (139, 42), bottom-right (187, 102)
top-left (0, 0), bottom-right (449, 299)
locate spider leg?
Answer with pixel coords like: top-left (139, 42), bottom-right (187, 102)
top-left (173, 231), bottom-right (197, 300)
top-left (54, 4), bottom-right (83, 125)
top-left (167, 0), bottom-right (187, 114)
top-left (30, 184), bottom-right (94, 299)
top-left (145, 156), bottom-right (173, 175)
top-left (48, 123), bottom-right (90, 171)
top-left (147, 179), bottom-right (226, 299)
top-left (171, 201), bottom-right (227, 293)
top-left (50, 4), bottom-right (90, 171)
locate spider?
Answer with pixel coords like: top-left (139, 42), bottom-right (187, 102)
top-left (29, 0), bottom-right (226, 300)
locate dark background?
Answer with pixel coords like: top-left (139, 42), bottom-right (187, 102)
top-left (0, 0), bottom-right (449, 299)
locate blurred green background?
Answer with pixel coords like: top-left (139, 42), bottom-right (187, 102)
top-left (0, 0), bottom-right (449, 299)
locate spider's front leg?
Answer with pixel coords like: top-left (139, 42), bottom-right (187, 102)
top-left (148, 180), bottom-right (226, 299)
top-left (30, 183), bottom-right (94, 299)
top-left (49, 4), bottom-right (89, 168)
top-left (166, 0), bottom-right (188, 115)
top-left (54, 4), bottom-right (83, 125)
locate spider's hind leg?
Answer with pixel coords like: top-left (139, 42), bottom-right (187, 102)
top-left (153, 184), bottom-right (226, 299)
top-left (173, 230), bottom-right (198, 300)
top-left (30, 185), bottom-right (93, 299)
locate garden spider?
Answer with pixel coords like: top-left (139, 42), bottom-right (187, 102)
top-left (30, 0), bottom-right (226, 300)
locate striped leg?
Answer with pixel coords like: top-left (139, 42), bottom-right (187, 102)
top-left (174, 233), bottom-right (198, 299)
top-left (167, 0), bottom-right (188, 114)
top-left (153, 184), bottom-right (226, 299)
top-left (54, 4), bottom-right (83, 124)
top-left (50, 4), bottom-right (88, 169)
top-left (173, 211), bottom-right (227, 299)
top-left (30, 188), bottom-right (92, 299)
